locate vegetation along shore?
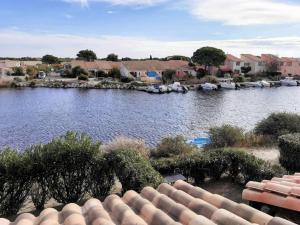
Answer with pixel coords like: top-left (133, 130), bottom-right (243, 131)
top-left (1, 112), bottom-right (299, 223)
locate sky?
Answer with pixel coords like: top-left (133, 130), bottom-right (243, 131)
top-left (1, 0), bottom-right (300, 58)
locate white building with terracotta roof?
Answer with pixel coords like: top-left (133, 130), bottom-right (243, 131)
top-left (240, 54), bottom-right (267, 75)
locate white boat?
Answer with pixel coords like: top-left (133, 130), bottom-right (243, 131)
top-left (200, 83), bottom-right (218, 91)
top-left (260, 80), bottom-right (271, 87)
top-left (169, 82), bottom-right (188, 93)
top-left (159, 85), bottom-right (168, 93)
top-left (220, 80), bottom-right (236, 89)
top-left (147, 85), bottom-right (160, 93)
top-left (280, 77), bottom-right (298, 86)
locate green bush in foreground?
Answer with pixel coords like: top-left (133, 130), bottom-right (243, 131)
top-left (255, 112), bottom-right (300, 138)
top-left (209, 125), bottom-right (244, 148)
top-left (279, 133), bottom-right (300, 172)
top-left (0, 149), bottom-right (32, 216)
top-left (38, 132), bottom-right (102, 204)
top-left (109, 149), bottom-right (163, 193)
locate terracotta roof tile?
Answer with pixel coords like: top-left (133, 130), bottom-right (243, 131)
top-left (243, 173), bottom-right (300, 213)
top-left (1, 181), bottom-right (297, 225)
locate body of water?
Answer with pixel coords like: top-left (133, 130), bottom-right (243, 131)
top-left (0, 87), bottom-right (299, 150)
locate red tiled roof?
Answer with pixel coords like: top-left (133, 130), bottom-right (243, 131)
top-left (226, 54), bottom-right (241, 62)
top-left (241, 54), bottom-right (262, 62)
top-left (243, 173), bottom-right (300, 213)
top-left (122, 60), bottom-right (190, 71)
top-left (1, 181), bottom-right (296, 225)
top-left (70, 60), bottom-right (121, 71)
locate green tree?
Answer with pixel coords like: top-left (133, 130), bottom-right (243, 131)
top-left (41, 55), bottom-right (60, 64)
top-left (191, 47), bottom-right (226, 74)
top-left (26, 66), bottom-right (38, 76)
top-left (71, 66), bottom-right (88, 78)
top-left (108, 67), bottom-right (121, 79)
top-left (106, 53), bottom-right (118, 62)
top-left (162, 69), bottom-right (175, 84)
top-left (12, 67), bottom-right (25, 76)
top-left (77, 49), bottom-right (97, 61)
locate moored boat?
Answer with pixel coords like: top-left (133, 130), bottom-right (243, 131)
top-left (200, 83), bottom-right (218, 91)
top-left (280, 77), bottom-right (298, 86)
top-left (220, 80), bottom-right (237, 89)
top-left (260, 80), bottom-right (271, 87)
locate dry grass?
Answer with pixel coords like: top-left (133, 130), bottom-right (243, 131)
top-left (102, 136), bottom-right (150, 158)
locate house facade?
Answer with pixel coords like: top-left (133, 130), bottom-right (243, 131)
top-left (279, 57), bottom-right (300, 76)
top-left (223, 54), bottom-right (244, 74)
top-left (120, 60), bottom-right (193, 83)
top-left (240, 54), bottom-right (266, 75)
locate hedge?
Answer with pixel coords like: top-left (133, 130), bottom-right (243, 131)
top-left (0, 149), bottom-right (32, 216)
top-left (255, 113), bottom-right (300, 138)
top-left (279, 133), bottom-right (300, 172)
top-left (0, 132), bottom-right (163, 216)
top-left (108, 149), bottom-right (163, 193)
top-left (151, 148), bottom-right (286, 185)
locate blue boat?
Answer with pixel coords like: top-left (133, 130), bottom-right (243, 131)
top-left (187, 137), bottom-right (211, 148)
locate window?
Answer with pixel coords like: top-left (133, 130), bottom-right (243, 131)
top-left (236, 62), bottom-right (240, 66)
top-left (287, 62), bottom-right (292, 67)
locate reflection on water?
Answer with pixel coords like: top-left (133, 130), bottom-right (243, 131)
top-left (0, 87), bottom-right (299, 150)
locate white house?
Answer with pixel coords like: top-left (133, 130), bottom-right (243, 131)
top-left (240, 54), bottom-right (266, 75)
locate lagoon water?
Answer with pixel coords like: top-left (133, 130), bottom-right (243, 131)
top-left (0, 87), bottom-right (299, 150)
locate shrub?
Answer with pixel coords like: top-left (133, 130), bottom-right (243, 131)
top-left (89, 154), bottom-right (115, 199)
top-left (102, 136), bottom-right (150, 159)
top-left (233, 76), bottom-right (245, 83)
top-left (151, 148), bottom-right (286, 185)
top-left (108, 149), bottom-right (163, 193)
top-left (279, 133), bottom-right (300, 172)
top-left (200, 75), bottom-right (218, 84)
top-left (242, 131), bottom-right (275, 147)
top-left (25, 145), bottom-right (50, 210)
top-left (40, 132), bottom-right (101, 203)
top-left (152, 136), bottom-right (195, 158)
top-left (78, 74), bottom-right (89, 81)
top-left (0, 149), bottom-right (32, 216)
top-left (255, 113), bottom-right (300, 138)
top-left (209, 125), bottom-right (244, 148)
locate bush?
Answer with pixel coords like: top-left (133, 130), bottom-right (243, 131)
top-left (89, 154), bottom-right (115, 199)
top-left (26, 145), bottom-right (50, 210)
top-left (102, 136), bottom-right (150, 159)
top-left (255, 113), bottom-right (300, 138)
top-left (150, 148), bottom-right (286, 185)
top-left (200, 75), bottom-right (218, 84)
top-left (78, 74), bottom-right (89, 81)
top-left (152, 136), bottom-right (195, 158)
top-left (233, 76), bottom-right (245, 83)
top-left (242, 132), bottom-right (275, 147)
top-left (39, 132), bottom-right (102, 203)
top-left (209, 125), bottom-right (244, 148)
top-left (279, 133), bottom-right (300, 172)
top-left (0, 149), bottom-right (32, 216)
top-left (108, 149), bottom-right (163, 193)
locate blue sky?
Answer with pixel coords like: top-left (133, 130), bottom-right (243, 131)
top-left (1, 0), bottom-right (300, 58)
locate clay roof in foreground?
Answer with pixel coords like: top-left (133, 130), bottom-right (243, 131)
top-left (243, 173), bottom-right (300, 213)
top-left (0, 180), bottom-right (296, 225)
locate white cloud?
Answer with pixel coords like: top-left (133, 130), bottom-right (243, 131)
top-left (63, 0), bottom-right (167, 7)
top-left (187, 0), bottom-right (300, 25)
top-left (1, 29), bottom-right (300, 58)
top-left (64, 13), bottom-right (73, 19)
